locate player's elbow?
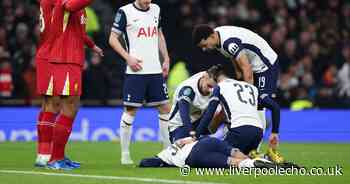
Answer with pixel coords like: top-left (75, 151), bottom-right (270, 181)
top-left (108, 35), bottom-right (114, 47)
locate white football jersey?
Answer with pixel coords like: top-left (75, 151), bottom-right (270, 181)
top-left (112, 3), bottom-right (162, 74)
top-left (157, 140), bottom-right (197, 167)
top-left (168, 72), bottom-right (212, 132)
top-left (217, 79), bottom-right (263, 129)
top-left (157, 141), bottom-right (198, 167)
top-left (215, 26), bottom-right (278, 73)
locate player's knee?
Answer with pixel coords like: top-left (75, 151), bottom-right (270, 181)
top-left (43, 96), bottom-right (61, 114)
top-left (124, 106), bottom-right (138, 116)
top-left (121, 111), bottom-right (135, 126)
top-left (61, 96), bottom-right (80, 117)
top-left (157, 103), bottom-right (171, 114)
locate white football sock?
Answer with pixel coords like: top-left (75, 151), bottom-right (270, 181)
top-left (257, 109), bottom-right (266, 152)
top-left (36, 154), bottom-right (51, 163)
top-left (120, 112), bottom-right (134, 156)
top-left (159, 113), bottom-right (171, 149)
top-left (238, 158), bottom-right (255, 168)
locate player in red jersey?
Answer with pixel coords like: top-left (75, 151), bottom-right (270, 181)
top-left (35, 0), bottom-right (61, 168)
top-left (36, 0), bottom-right (103, 170)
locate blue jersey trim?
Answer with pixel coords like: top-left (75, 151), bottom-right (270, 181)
top-left (113, 9), bottom-right (129, 50)
top-left (222, 37), bottom-right (274, 69)
top-left (242, 43), bottom-right (273, 68)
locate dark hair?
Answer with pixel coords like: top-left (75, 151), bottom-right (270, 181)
top-left (192, 24), bottom-right (214, 46)
top-left (207, 64), bottom-right (225, 82)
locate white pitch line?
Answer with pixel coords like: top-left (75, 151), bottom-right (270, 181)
top-left (0, 170), bottom-right (227, 184)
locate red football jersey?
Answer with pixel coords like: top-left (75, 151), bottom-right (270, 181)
top-left (49, 0), bottom-right (94, 66)
top-left (35, 0), bottom-right (55, 59)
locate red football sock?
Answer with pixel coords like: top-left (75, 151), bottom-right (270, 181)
top-left (37, 111), bottom-right (56, 155)
top-left (49, 114), bottom-right (74, 162)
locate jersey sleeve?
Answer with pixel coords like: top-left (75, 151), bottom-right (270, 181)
top-left (177, 86), bottom-right (195, 103)
top-left (195, 86), bottom-right (221, 137)
top-left (177, 86), bottom-right (195, 131)
top-left (223, 37), bottom-right (244, 60)
top-left (111, 9), bottom-right (127, 34)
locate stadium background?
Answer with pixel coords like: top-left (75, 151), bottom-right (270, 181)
top-left (0, 0), bottom-right (349, 142)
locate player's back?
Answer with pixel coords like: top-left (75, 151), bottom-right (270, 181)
top-left (218, 79), bottom-right (263, 129)
top-left (36, 0), bottom-right (55, 59)
top-left (215, 26), bottom-right (278, 71)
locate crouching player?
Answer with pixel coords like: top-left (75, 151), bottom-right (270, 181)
top-left (167, 66), bottom-right (221, 143)
top-left (196, 66), bottom-right (267, 155)
top-left (140, 136), bottom-right (276, 169)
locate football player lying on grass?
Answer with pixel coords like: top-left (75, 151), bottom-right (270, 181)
top-left (139, 136), bottom-right (279, 169)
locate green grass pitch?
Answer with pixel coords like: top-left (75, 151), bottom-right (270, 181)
top-left (0, 142), bottom-right (349, 184)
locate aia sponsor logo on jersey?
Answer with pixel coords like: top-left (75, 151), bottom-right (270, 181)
top-left (137, 26), bottom-right (158, 38)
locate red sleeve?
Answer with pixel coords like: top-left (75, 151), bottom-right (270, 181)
top-left (83, 34), bottom-right (95, 48)
top-left (63, 0), bottom-right (92, 12)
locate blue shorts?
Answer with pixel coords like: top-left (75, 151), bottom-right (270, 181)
top-left (253, 60), bottom-right (279, 98)
top-left (186, 137), bottom-right (232, 168)
top-left (123, 74), bottom-right (169, 107)
top-left (224, 125), bottom-right (263, 155)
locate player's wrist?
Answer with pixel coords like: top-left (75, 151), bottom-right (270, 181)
top-left (163, 56), bottom-right (170, 63)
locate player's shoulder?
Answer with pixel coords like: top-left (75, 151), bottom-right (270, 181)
top-left (236, 80), bottom-right (258, 92)
top-left (119, 3), bottom-right (134, 12)
top-left (150, 3), bottom-right (160, 9)
top-left (150, 3), bottom-right (160, 14)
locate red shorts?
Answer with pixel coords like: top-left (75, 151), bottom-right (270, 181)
top-left (36, 59), bottom-right (82, 96)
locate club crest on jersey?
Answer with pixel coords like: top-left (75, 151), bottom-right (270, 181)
top-left (137, 26), bottom-right (158, 38)
top-left (80, 15), bottom-right (87, 25)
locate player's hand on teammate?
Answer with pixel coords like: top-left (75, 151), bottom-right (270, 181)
top-left (268, 133), bottom-right (279, 149)
top-left (127, 55), bottom-right (143, 72)
top-left (93, 45), bottom-right (104, 57)
top-left (162, 57), bottom-right (170, 78)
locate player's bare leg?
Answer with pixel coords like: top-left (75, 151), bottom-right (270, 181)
top-left (35, 96), bottom-right (61, 167)
top-left (157, 103), bottom-right (171, 149)
top-left (120, 106), bottom-right (138, 165)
